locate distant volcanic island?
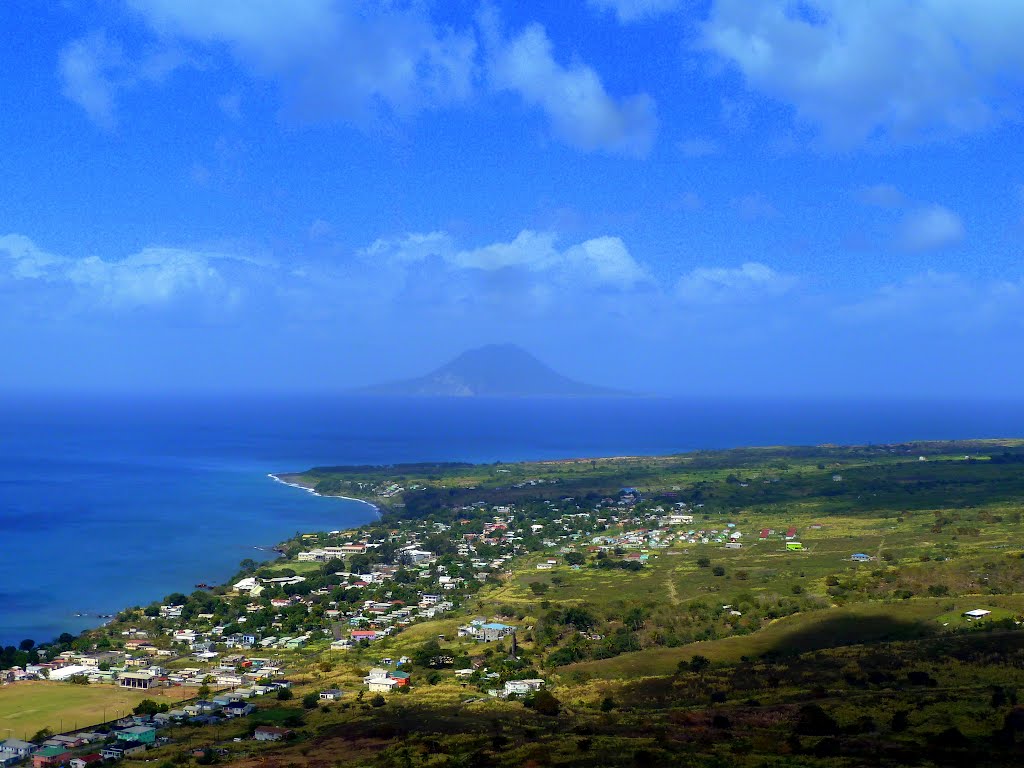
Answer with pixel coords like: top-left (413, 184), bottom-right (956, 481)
top-left (356, 344), bottom-right (629, 397)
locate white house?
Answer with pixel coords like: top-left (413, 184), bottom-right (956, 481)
top-left (363, 668), bottom-right (399, 693)
top-left (503, 679), bottom-right (545, 697)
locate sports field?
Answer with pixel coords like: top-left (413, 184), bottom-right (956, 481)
top-left (0, 681), bottom-right (191, 741)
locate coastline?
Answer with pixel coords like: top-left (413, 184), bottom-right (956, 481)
top-left (1, 474), bottom-right (380, 647)
top-left (267, 473), bottom-right (382, 519)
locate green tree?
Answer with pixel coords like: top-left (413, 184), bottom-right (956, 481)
top-left (689, 655), bottom-right (711, 673)
top-left (528, 689), bottom-right (561, 716)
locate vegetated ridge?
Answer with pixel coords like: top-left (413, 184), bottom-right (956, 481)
top-left (355, 343), bottom-right (627, 397)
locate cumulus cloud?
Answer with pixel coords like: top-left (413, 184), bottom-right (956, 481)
top-left (589, 0), bottom-right (686, 23)
top-left (362, 229), bottom-right (650, 289)
top-left (899, 205), bottom-right (965, 251)
top-left (125, 0), bottom-right (476, 121)
top-left (0, 234), bottom-right (244, 309)
top-left (482, 12), bottom-right (657, 155)
top-left (701, 0), bottom-right (1024, 144)
top-left (58, 32), bottom-right (123, 129)
top-left (676, 261), bottom-right (794, 303)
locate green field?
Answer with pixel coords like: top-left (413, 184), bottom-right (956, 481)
top-left (0, 682), bottom-right (191, 740)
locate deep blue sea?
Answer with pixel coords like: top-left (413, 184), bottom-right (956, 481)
top-left (3, 394), bottom-right (1024, 646)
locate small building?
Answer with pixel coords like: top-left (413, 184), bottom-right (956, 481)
top-left (1, 740), bottom-right (37, 759)
top-left (32, 748), bottom-right (71, 768)
top-left (364, 668), bottom-right (399, 693)
top-left (964, 609), bottom-right (992, 619)
top-left (69, 755), bottom-right (102, 768)
top-left (223, 701), bottom-right (255, 718)
top-left (389, 671), bottom-right (411, 688)
top-left (319, 689), bottom-right (343, 701)
top-left (253, 727), bottom-right (293, 742)
top-left (117, 726), bottom-right (156, 744)
top-left (503, 679), bottom-right (544, 697)
top-left (851, 553), bottom-right (871, 562)
top-left (786, 542), bottom-right (803, 551)
top-left (102, 742), bottom-right (146, 760)
top-left (119, 671), bottom-right (155, 689)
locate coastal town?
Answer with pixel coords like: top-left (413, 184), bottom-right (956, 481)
top-left (0, 479), bottom-right (826, 765)
top-left (5, 444), bottom-right (1024, 768)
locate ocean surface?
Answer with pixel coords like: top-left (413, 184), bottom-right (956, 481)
top-left (3, 394), bottom-right (1024, 646)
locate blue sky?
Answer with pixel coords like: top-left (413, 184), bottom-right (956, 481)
top-left (2, 0), bottom-right (1023, 396)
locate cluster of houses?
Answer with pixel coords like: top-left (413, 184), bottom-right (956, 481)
top-left (0, 679), bottom-right (302, 768)
top-left (0, 723), bottom-right (159, 768)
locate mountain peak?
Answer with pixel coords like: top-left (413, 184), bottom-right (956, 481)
top-left (358, 344), bottom-right (626, 397)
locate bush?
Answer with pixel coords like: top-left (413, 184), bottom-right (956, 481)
top-left (528, 689), bottom-right (561, 716)
top-left (302, 693), bottom-right (319, 709)
top-left (276, 687), bottom-right (294, 700)
top-left (371, 694), bottom-right (386, 707)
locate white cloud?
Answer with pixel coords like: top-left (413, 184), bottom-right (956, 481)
top-left (126, 0), bottom-right (476, 121)
top-left (482, 13), bottom-right (657, 155)
top-left (362, 229), bottom-right (650, 288)
top-left (58, 31), bottom-right (191, 128)
top-left (900, 205), bottom-right (965, 251)
top-left (0, 234), bottom-right (67, 279)
top-left (58, 32), bottom-right (123, 129)
top-left (564, 236), bottom-right (649, 286)
top-left (0, 234), bottom-right (244, 309)
top-left (702, 0), bottom-right (1024, 144)
top-left (676, 261), bottom-right (794, 303)
top-left (589, 0), bottom-right (686, 23)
